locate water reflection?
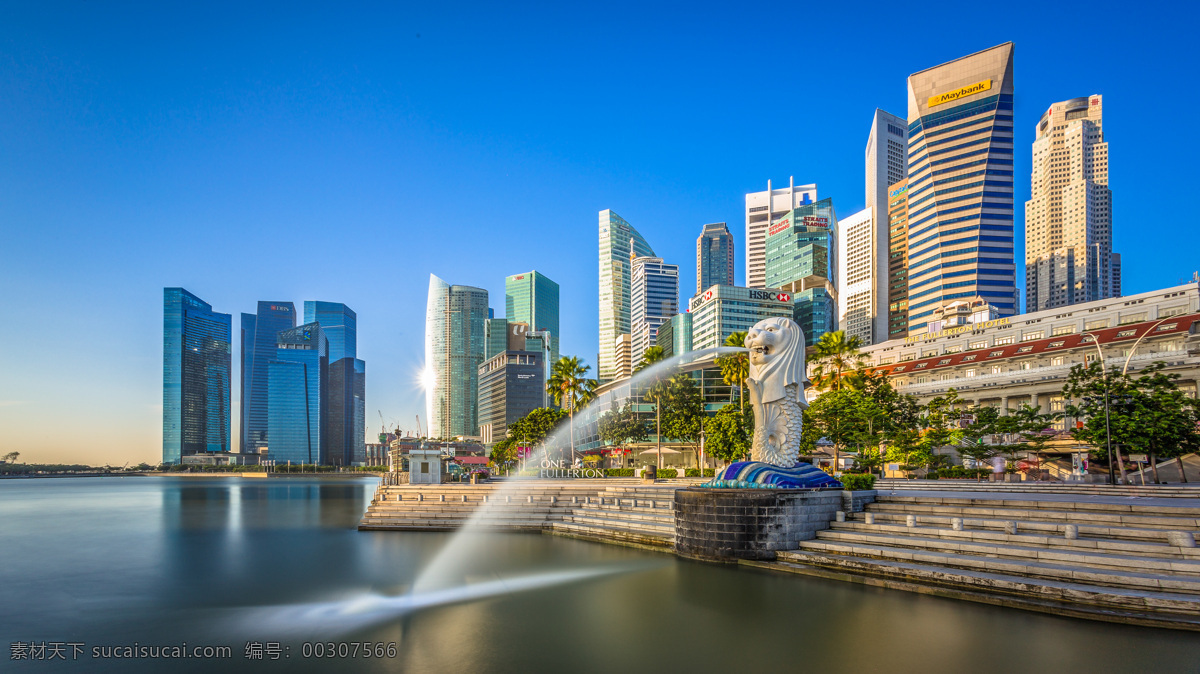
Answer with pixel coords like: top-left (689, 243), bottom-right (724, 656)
top-left (2, 477), bottom-right (1200, 674)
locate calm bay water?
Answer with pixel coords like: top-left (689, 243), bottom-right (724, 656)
top-left (2, 476), bottom-right (1199, 673)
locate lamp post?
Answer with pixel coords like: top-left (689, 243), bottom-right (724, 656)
top-left (1122, 317), bottom-right (1176, 376)
top-left (698, 423), bottom-right (706, 476)
top-left (1081, 331), bottom-right (1115, 486)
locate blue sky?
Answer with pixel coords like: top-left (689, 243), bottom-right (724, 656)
top-left (2, 2), bottom-right (1196, 464)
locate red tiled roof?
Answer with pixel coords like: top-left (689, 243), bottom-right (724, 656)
top-left (873, 314), bottom-right (1198, 377)
top-left (455, 456), bottom-right (489, 464)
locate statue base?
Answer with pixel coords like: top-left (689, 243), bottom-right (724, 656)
top-left (701, 461), bottom-right (842, 489)
top-left (674, 488), bottom-right (842, 562)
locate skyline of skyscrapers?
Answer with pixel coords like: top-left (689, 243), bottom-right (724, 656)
top-left (866, 108), bottom-right (908, 344)
top-left (905, 42), bottom-right (1019, 334)
top-left (598, 209), bottom-right (655, 382)
top-left (1025, 95), bottom-right (1119, 311)
top-left (425, 274), bottom-right (489, 439)
top-left (696, 222), bottom-right (735, 295)
top-left (887, 179), bottom-right (911, 340)
top-left (163, 288), bottom-right (232, 464)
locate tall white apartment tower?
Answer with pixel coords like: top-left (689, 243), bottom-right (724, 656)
top-left (836, 208), bottom-right (880, 345)
top-left (1025, 95), bottom-right (1118, 311)
top-left (864, 109), bottom-right (908, 343)
top-left (744, 178), bottom-right (817, 288)
top-left (598, 210), bottom-right (655, 383)
top-left (630, 254), bottom-right (679, 364)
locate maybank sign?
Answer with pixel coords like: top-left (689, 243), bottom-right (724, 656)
top-left (903, 317), bottom-right (1010, 344)
top-left (927, 79), bottom-right (992, 108)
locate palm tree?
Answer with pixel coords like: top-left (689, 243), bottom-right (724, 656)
top-left (810, 330), bottom-right (867, 392)
top-left (547, 356), bottom-right (598, 460)
top-left (635, 345), bottom-right (666, 372)
top-left (717, 331), bottom-right (749, 414)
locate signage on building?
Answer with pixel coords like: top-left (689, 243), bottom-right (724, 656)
top-left (927, 79), bottom-right (992, 107)
top-left (903, 317), bottom-right (1011, 344)
top-left (888, 185), bottom-right (908, 200)
top-left (748, 290), bottom-right (791, 303)
top-left (767, 217), bottom-right (791, 237)
top-left (270, 305), bottom-right (290, 312)
top-left (537, 458), bottom-right (605, 479)
top-left (801, 216), bottom-right (829, 229)
top-left (506, 322), bottom-right (529, 351)
top-left (514, 275), bottom-right (525, 280)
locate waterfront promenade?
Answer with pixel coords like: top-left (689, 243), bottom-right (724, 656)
top-left (363, 479), bottom-right (1200, 629)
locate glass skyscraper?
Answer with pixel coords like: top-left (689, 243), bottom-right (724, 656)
top-left (763, 199), bottom-right (839, 347)
top-left (696, 223), bottom-right (734, 295)
top-left (426, 274), bottom-right (489, 439)
top-left (598, 209), bottom-right (655, 382)
top-left (505, 270), bottom-right (560, 366)
top-left (240, 302), bottom-right (296, 453)
top-left (304, 301), bottom-right (365, 466)
top-left (905, 43), bottom-right (1018, 333)
top-left (268, 322), bottom-right (327, 465)
top-left (163, 288), bottom-right (232, 465)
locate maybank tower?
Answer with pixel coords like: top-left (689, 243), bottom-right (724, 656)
top-left (904, 43), bottom-right (1018, 335)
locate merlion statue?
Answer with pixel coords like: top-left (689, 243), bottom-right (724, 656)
top-left (702, 316), bottom-right (840, 490)
top-left (745, 316), bottom-right (808, 466)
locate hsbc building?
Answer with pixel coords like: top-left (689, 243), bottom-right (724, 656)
top-left (688, 284), bottom-right (793, 351)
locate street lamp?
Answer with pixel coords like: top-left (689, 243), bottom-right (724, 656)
top-left (1081, 331), bottom-right (1116, 486)
top-left (698, 422), bottom-right (706, 477)
top-left (1122, 317), bottom-right (1176, 376)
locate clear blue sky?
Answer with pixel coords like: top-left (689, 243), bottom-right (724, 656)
top-left (2, 2), bottom-right (1196, 464)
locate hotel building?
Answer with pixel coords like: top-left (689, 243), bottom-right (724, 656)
top-left (905, 43), bottom-right (1019, 334)
top-left (1025, 95), bottom-right (1118, 311)
top-left (856, 283), bottom-right (1200, 422)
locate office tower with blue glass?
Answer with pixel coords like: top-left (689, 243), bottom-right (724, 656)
top-left (657, 312), bottom-right (692, 358)
top-left (506, 271), bottom-right (560, 366)
top-left (304, 301), bottom-right (366, 466)
top-left (905, 43), bottom-right (1018, 334)
top-left (268, 323), bottom-right (328, 465)
top-left (426, 274), bottom-right (489, 439)
top-left (240, 302), bottom-right (296, 453)
top-left (696, 223), bottom-right (735, 295)
top-left (630, 254), bottom-right (679, 362)
top-left (764, 199), bottom-right (838, 346)
top-left (163, 288), bottom-right (232, 465)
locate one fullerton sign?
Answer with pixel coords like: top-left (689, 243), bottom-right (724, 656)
top-left (927, 79), bottom-right (992, 107)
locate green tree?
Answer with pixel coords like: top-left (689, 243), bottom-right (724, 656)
top-left (1063, 362), bottom-right (1138, 483)
top-left (716, 331), bottom-right (750, 414)
top-left (597, 403), bottom-right (648, 467)
top-left (547, 356), bottom-right (598, 459)
top-left (706, 403), bottom-right (752, 466)
top-left (809, 330), bottom-right (868, 392)
top-left (661, 374), bottom-right (705, 467)
top-left (636, 345), bottom-right (666, 372)
top-left (957, 406), bottom-right (1002, 480)
top-left (806, 388), bottom-right (871, 472)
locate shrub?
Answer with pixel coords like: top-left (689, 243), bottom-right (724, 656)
top-left (657, 469), bottom-right (678, 478)
top-left (703, 469), bottom-right (714, 477)
top-left (604, 468), bottom-right (635, 477)
top-left (684, 468), bottom-right (700, 477)
top-left (840, 474), bottom-right (876, 491)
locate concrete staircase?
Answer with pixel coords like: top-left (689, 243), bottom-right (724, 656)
top-left (359, 480), bottom-right (681, 548)
top-left (551, 485), bottom-right (678, 548)
top-left (770, 492), bottom-right (1200, 629)
top-left (876, 479), bottom-right (1200, 498)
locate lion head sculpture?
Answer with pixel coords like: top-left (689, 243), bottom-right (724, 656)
top-left (745, 316), bottom-right (807, 405)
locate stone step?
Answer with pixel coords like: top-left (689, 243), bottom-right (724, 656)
top-left (561, 513), bottom-right (674, 533)
top-left (550, 521), bottom-right (673, 547)
top-left (873, 495), bottom-right (1200, 518)
top-left (796, 539), bottom-right (1200, 594)
top-left (774, 550), bottom-right (1200, 619)
top-left (866, 502), bottom-right (1200, 529)
top-left (876, 480), bottom-right (1200, 498)
top-left (848, 512), bottom-right (1188, 543)
top-left (815, 528), bottom-right (1200, 575)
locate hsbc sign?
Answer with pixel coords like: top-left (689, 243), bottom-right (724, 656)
top-left (749, 290), bottom-right (790, 302)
